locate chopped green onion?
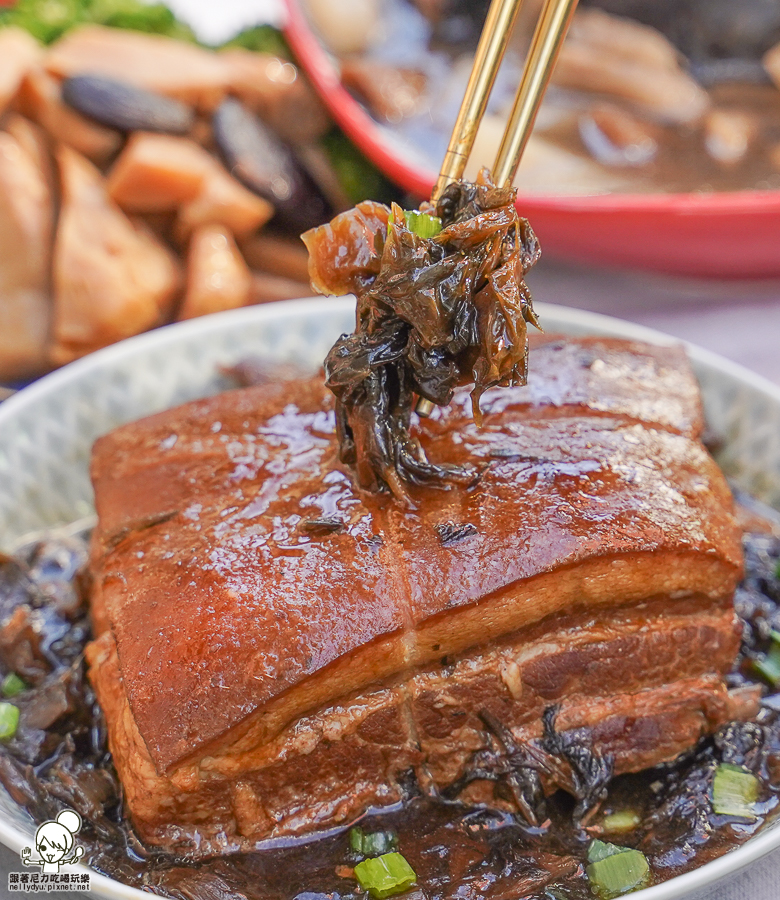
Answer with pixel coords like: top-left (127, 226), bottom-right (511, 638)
top-left (753, 631), bottom-right (780, 687)
top-left (587, 840), bottom-right (626, 864)
top-left (363, 831), bottom-right (398, 857)
top-left (754, 651), bottom-right (780, 686)
top-left (586, 842), bottom-right (650, 898)
top-left (350, 825), bottom-right (365, 854)
top-left (712, 763), bottom-right (760, 819)
top-left (774, 558), bottom-right (780, 580)
top-left (403, 210), bottom-right (442, 239)
top-left (349, 826), bottom-right (399, 858)
top-left (1, 673), bottom-right (26, 698)
top-left (600, 810), bottom-right (641, 834)
top-left (0, 702), bottom-right (20, 741)
top-left (354, 852), bottom-right (417, 899)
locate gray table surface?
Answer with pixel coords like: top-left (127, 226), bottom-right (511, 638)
top-left (2, 259), bottom-right (780, 898)
top-left (529, 259), bottom-right (780, 386)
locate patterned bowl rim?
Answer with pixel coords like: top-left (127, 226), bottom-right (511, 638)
top-left (0, 297), bottom-right (779, 900)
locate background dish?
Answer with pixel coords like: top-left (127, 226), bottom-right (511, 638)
top-left (0, 4), bottom-right (339, 384)
top-left (0, 299), bottom-right (780, 898)
top-left (283, 0), bottom-right (780, 278)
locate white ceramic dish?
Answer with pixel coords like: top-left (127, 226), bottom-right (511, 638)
top-left (1, 298), bottom-right (779, 899)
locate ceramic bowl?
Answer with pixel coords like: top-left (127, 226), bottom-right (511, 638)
top-left (1, 298), bottom-right (779, 898)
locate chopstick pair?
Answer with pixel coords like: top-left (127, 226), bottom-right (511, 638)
top-left (415, 0), bottom-right (578, 418)
top-left (435, 0), bottom-right (580, 198)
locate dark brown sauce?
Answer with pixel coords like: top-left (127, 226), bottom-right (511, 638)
top-left (539, 83), bottom-right (780, 195)
top-left (2, 499), bottom-right (780, 900)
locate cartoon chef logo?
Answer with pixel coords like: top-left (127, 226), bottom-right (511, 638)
top-left (21, 810), bottom-right (85, 874)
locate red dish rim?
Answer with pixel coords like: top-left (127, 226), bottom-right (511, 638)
top-left (283, 0), bottom-right (780, 214)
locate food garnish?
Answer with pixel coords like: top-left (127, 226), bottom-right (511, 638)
top-left (599, 809), bottom-right (641, 834)
top-left (711, 763), bottom-right (760, 820)
top-left (586, 840), bottom-right (651, 898)
top-left (753, 630), bottom-right (780, 687)
top-left (349, 826), bottom-right (399, 859)
top-left (353, 851), bottom-right (417, 899)
top-left (1, 672), bottom-right (26, 698)
top-left (305, 168), bottom-right (540, 497)
top-left (400, 209), bottom-right (442, 239)
top-left (0, 701), bottom-right (20, 740)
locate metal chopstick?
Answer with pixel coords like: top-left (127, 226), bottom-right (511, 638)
top-left (433, 0), bottom-right (526, 202)
top-left (493, 0), bottom-right (579, 186)
top-left (417, 0), bottom-right (579, 418)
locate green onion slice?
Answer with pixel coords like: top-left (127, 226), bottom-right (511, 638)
top-left (350, 825), bottom-right (365, 854)
top-left (600, 810), bottom-right (641, 834)
top-left (403, 210), bottom-right (442, 239)
top-left (0, 702), bottom-right (20, 741)
top-left (587, 840), bottom-right (626, 864)
top-left (712, 763), bottom-right (760, 819)
top-left (362, 831), bottom-right (398, 857)
top-left (348, 826), bottom-right (398, 858)
top-left (754, 631), bottom-right (780, 687)
top-left (386, 207), bottom-right (443, 240)
top-left (354, 852), bottom-right (417, 899)
top-left (1, 673), bottom-right (26, 698)
top-left (586, 841), bottom-right (650, 898)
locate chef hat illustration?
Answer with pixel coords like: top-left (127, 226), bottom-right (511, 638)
top-left (35, 810), bottom-right (82, 856)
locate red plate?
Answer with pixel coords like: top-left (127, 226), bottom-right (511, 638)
top-left (284, 0), bottom-right (780, 278)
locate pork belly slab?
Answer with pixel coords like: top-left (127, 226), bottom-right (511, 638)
top-left (86, 337), bottom-right (754, 855)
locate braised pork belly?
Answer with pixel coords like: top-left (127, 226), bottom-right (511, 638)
top-left (86, 336), bottom-right (753, 855)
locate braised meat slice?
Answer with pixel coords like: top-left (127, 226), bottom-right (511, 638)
top-left (86, 336), bottom-right (751, 856)
top-left (90, 378), bottom-right (406, 772)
